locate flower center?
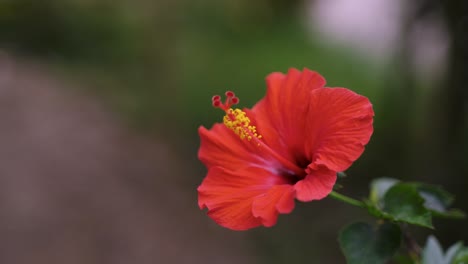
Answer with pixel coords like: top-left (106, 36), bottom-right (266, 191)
top-left (212, 91), bottom-right (306, 177)
top-left (212, 91), bottom-right (262, 142)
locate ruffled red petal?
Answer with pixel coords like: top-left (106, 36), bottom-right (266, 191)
top-left (198, 122), bottom-right (265, 171)
top-left (198, 166), bottom-right (294, 230)
top-left (252, 68), bottom-right (327, 161)
top-left (294, 166), bottom-right (337, 201)
top-left (253, 68), bottom-right (373, 173)
top-left (199, 111), bottom-right (292, 173)
top-left (252, 185), bottom-right (295, 227)
top-left (304, 88), bottom-right (374, 172)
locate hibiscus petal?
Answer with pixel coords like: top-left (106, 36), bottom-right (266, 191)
top-left (198, 123), bottom-right (262, 171)
top-left (262, 68), bottom-right (326, 122)
top-left (252, 68), bottom-right (327, 161)
top-left (294, 167), bottom-right (337, 201)
top-left (252, 185), bottom-right (295, 227)
top-left (198, 166), bottom-right (290, 230)
top-left (305, 88), bottom-right (374, 172)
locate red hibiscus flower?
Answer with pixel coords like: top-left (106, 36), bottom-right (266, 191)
top-left (197, 68), bottom-right (374, 230)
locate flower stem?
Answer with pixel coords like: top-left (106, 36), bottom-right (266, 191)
top-left (328, 191), bottom-right (366, 208)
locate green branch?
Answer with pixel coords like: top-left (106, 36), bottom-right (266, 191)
top-left (328, 191), bottom-right (366, 209)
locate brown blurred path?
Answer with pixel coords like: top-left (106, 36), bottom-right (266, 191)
top-left (0, 53), bottom-right (255, 264)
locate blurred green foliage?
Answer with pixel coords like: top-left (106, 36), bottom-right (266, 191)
top-left (0, 0), bottom-right (384, 133)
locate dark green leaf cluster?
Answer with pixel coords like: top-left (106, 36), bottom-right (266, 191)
top-left (338, 178), bottom-right (466, 264)
top-left (368, 178), bottom-right (465, 228)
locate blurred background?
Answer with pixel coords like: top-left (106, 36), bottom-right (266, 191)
top-left (0, 0), bottom-right (466, 263)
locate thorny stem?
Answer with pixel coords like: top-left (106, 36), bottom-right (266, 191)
top-left (328, 191), bottom-right (367, 209)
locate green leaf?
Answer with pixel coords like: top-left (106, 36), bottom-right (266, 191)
top-left (431, 209), bottom-right (466, 219)
top-left (382, 183), bottom-right (433, 228)
top-left (412, 183), bottom-right (466, 219)
top-left (453, 247), bottom-right (468, 264)
top-left (339, 222), bottom-right (401, 264)
top-left (369, 177), bottom-right (400, 204)
top-left (415, 184), bottom-right (454, 209)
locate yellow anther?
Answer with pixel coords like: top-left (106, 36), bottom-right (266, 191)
top-left (223, 108), bottom-right (262, 141)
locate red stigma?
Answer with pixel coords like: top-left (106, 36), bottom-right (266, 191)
top-left (212, 100), bottom-right (221, 107)
top-left (212, 91), bottom-right (240, 111)
top-left (212, 95), bottom-right (221, 102)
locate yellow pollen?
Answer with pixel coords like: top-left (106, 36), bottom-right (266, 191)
top-left (223, 108), bottom-right (262, 141)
